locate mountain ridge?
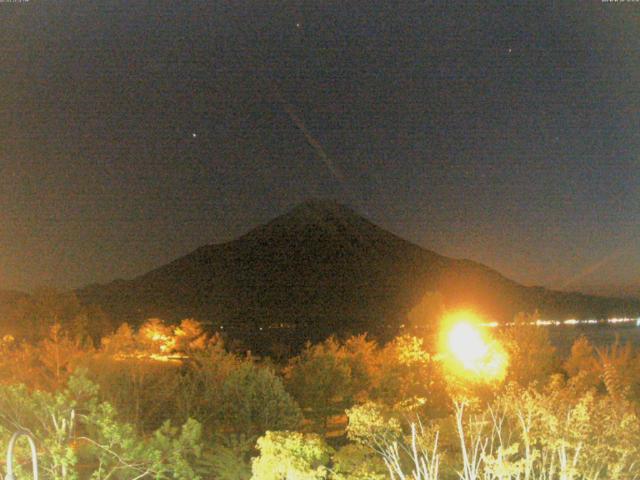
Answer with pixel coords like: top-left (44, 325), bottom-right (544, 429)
top-left (77, 201), bottom-right (640, 349)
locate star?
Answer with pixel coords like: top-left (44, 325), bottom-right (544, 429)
top-left (191, 132), bottom-right (197, 138)
top-left (295, 22), bottom-right (301, 29)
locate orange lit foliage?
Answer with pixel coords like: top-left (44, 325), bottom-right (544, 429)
top-left (563, 335), bottom-right (602, 392)
top-left (0, 315), bottom-right (304, 440)
top-left (89, 318), bottom-right (212, 431)
top-left (341, 334), bottom-right (380, 401)
top-left (1, 288), bottom-right (113, 342)
top-left (100, 317), bottom-right (209, 361)
top-left (284, 335), bottom-right (390, 431)
top-left (285, 334), bottom-right (449, 432)
top-left (90, 318), bottom-right (302, 440)
top-left (563, 335), bottom-right (640, 402)
top-left (596, 341), bottom-right (640, 401)
top-left (284, 337), bottom-right (355, 431)
top-left (4, 305), bottom-right (640, 478)
top-left (499, 311), bottom-right (557, 386)
top-left (373, 335), bottom-right (448, 417)
top-left (38, 324), bottom-right (90, 390)
top-left (0, 324), bottom-right (89, 390)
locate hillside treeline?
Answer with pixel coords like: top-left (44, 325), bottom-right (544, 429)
top-left (0, 291), bottom-right (640, 478)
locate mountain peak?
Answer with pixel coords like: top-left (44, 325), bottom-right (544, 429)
top-left (285, 199), bottom-right (359, 220)
top-left (249, 200), bottom-right (368, 236)
top-left (77, 200), bottom-right (640, 354)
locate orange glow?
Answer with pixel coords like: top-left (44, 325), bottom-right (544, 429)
top-left (109, 321), bottom-right (190, 363)
top-left (140, 323), bottom-right (176, 353)
top-left (439, 311), bottom-right (508, 381)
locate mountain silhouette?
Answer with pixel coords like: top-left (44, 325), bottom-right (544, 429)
top-left (77, 200), bottom-right (640, 350)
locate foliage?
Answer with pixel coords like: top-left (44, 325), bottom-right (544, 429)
top-left (87, 352), bottom-right (182, 432)
top-left (1, 310), bottom-right (640, 480)
top-left (564, 335), bottom-right (598, 376)
top-left (340, 334), bottom-right (380, 402)
top-left (0, 370), bottom-right (204, 479)
top-left (373, 335), bottom-right (448, 417)
top-left (499, 311), bottom-right (557, 386)
top-left (564, 336), bottom-right (640, 401)
top-left (331, 443), bottom-right (388, 480)
top-left (251, 431), bottom-right (334, 480)
top-left (355, 380), bottom-right (640, 480)
top-left (487, 377), bottom-right (640, 479)
top-left (0, 324), bottom-right (90, 390)
top-left (0, 289), bottom-right (113, 342)
top-left (203, 434), bottom-right (253, 480)
top-left (346, 402), bottom-right (402, 450)
top-left (284, 338), bottom-right (356, 430)
top-left (346, 402), bottom-right (441, 480)
top-left (596, 341), bottom-right (640, 401)
top-left (172, 337), bottom-right (241, 432)
top-left (90, 319), bottom-right (226, 432)
top-left (221, 362), bottom-right (302, 437)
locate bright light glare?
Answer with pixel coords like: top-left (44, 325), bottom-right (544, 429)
top-left (448, 322), bottom-right (489, 370)
top-left (440, 311), bottom-right (508, 381)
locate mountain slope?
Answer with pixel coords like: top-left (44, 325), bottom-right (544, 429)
top-left (0, 289), bottom-right (28, 320)
top-left (78, 201), bottom-right (640, 347)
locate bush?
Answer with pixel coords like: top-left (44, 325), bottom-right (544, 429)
top-left (0, 370), bottom-right (204, 479)
top-left (222, 362), bottom-right (302, 437)
top-left (251, 431), bottom-right (333, 480)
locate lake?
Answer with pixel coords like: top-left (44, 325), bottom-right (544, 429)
top-left (545, 323), bottom-right (640, 357)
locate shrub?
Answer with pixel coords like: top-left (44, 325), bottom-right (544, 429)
top-left (251, 431), bottom-right (333, 480)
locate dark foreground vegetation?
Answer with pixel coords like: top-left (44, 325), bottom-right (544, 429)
top-left (0, 290), bottom-right (640, 479)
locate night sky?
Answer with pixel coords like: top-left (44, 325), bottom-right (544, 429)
top-left (1, 2), bottom-right (638, 294)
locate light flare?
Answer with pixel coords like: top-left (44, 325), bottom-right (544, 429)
top-left (448, 322), bottom-right (489, 370)
top-left (440, 311), bottom-right (508, 381)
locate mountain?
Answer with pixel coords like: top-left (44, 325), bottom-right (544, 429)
top-left (0, 290), bottom-right (28, 319)
top-left (77, 201), bottom-right (640, 350)
top-left (0, 289), bottom-right (31, 336)
top-left (573, 284), bottom-right (640, 300)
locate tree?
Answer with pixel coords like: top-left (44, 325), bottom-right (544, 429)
top-left (0, 370), bottom-right (205, 480)
top-left (91, 319), bottom-right (217, 432)
top-left (331, 443), bottom-right (388, 480)
top-left (91, 322), bottom-right (183, 432)
top-left (341, 334), bottom-right (380, 402)
top-left (564, 335), bottom-right (601, 393)
top-left (284, 338), bottom-right (354, 431)
top-left (251, 431), bottom-right (333, 480)
top-left (173, 318), bottom-right (210, 353)
top-left (221, 362), bottom-right (302, 437)
top-left (372, 335), bottom-right (448, 417)
top-left (493, 377), bottom-right (640, 480)
top-left (203, 434), bottom-right (253, 480)
top-left (596, 341), bottom-right (639, 401)
top-left (346, 402), bottom-right (402, 449)
top-left (346, 402), bottom-right (441, 480)
top-left (38, 323), bottom-right (90, 390)
top-left (173, 335), bottom-right (240, 432)
top-left (3, 289), bottom-right (112, 342)
top-left (499, 311), bottom-right (557, 386)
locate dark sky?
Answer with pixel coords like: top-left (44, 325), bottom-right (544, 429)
top-left (1, 1), bottom-right (638, 294)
